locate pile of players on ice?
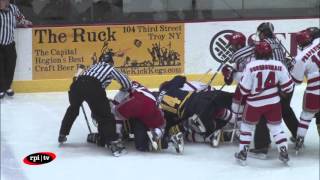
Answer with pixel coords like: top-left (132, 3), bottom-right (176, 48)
top-left (58, 22), bottom-right (320, 166)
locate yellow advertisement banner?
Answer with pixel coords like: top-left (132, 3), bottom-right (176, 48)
top-left (32, 23), bottom-right (184, 80)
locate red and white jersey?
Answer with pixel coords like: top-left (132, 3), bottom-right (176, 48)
top-left (112, 81), bottom-right (164, 128)
top-left (131, 81), bottom-right (156, 101)
top-left (114, 81), bottom-right (156, 103)
top-left (239, 59), bottom-right (294, 107)
top-left (180, 81), bottom-right (213, 92)
top-left (291, 38), bottom-right (320, 95)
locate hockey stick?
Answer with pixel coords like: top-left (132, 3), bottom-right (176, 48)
top-left (207, 53), bottom-right (234, 86)
top-left (229, 96), bottom-right (243, 144)
top-left (81, 104), bottom-right (92, 134)
top-left (207, 63), bottom-right (225, 86)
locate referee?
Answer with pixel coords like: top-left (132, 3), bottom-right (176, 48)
top-left (0, 0), bottom-right (32, 99)
top-left (58, 51), bottom-right (132, 157)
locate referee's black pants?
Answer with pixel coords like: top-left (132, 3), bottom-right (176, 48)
top-left (254, 91), bottom-right (299, 149)
top-left (0, 42), bottom-right (17, 92)
top-left (59, 76), bottom-right (118, 145)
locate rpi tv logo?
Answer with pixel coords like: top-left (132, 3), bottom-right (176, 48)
top-left (23, 152), bottom-right (56, 165)
top-left (209, 30), bottom-right (236, 63)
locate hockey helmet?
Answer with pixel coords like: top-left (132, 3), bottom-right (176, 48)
top-left (99, 51), bottom-right (114, 64)
top-left (257, 22), bottom-right (274, 39)
top-left (254, 41), bottom-right (273, 59)
top-left (295, 30), bottom-right (313, 49)
top-left (226, 32), bottom-right (246, 49)
top-left (306, 27), bottom-right (320, 40)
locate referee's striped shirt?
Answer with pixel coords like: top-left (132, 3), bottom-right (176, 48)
top-left (231, 38), bottom-right (286, 70)
top-left (263, 38), bottom-right (285, 62)
top-left (230, 45), bottom-right (255, 64)
top-left (0, 4), bottom-right (25, 45)
top-left (81, 62), bottom-right (132, 90)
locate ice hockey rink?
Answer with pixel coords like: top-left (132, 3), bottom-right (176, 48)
top-left (1, 84), bottom-right (319, 180)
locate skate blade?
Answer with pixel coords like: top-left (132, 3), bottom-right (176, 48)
top-left (175, 144), bottom-right (184, 154)
top-left (112, 149), bottom-right (127, 157)
top-left (280, 159), bottom-right (290, 166)
top-left (247, 152), bottom-right (268, 160)
top-left (147, 131), bottom-right (159, 150)
top-left (211, 132), bottom-right (221, 147)
top-left (281, 159), bottom-right (290, 166)
top-left (236, 159), bottom-right (247, 166)
top-left (295, 148), bottom-right (303, 155)
top-left (172, 140), bottom-right (184, 154)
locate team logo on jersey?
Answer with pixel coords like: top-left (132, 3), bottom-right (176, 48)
top-left (23, 152), bottom-right (56, 165)
top-left (209, 30), bottom-right (235, 63)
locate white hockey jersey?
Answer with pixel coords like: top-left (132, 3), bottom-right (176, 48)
top-left (239, 59), bottom-right (294, 107)
top-left (291, 38), bottom-right (320, 95)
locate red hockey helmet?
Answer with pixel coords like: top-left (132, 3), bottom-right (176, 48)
top-left (226, 32), bottom-right (246, 49)
top-left (295, 30), bottom-right (313, 49)
top-left (254, 41), bottom-right (273, 59)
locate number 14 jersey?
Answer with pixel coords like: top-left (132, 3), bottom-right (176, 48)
top-left (239, 59), bottom-right (294, 107)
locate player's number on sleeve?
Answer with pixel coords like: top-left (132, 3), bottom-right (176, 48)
top-left (255, 71), bottom-right (275, 92)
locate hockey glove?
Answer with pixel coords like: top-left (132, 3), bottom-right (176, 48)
top-left (221, 65), bottom-right (234, 85)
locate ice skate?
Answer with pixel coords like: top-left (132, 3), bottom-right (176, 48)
top-left (170, 132), bottom-right (184, 153)
top-left (210, 130), bottom-right (221, 147)
top-left (279, 146), bottom-right (289, 164)
top-left (109, 139), bottom-right (127, 157)
top-left (235, 145), bottom-right (249, 166)
top-left (295, 136), bottom-right (304, 155)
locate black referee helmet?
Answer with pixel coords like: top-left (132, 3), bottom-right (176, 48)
top-left (257, 22), bottom-right (274, 39)
top-left (99, 51), bottom-right (114, 64)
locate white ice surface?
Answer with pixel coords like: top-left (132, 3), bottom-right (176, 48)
top-left (1, 85), bottom-right (319, 180)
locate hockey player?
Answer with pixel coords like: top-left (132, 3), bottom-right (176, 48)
top-left (179, 79), bottom-right (237, 146)
top-left (58, 51), bottom-right (131, 157)
top-left (158, 75), bottom-right (235, 150)
top-left (223, 31), bottom-right (254, 84)
top-left (306, 27), bottom-right (320, 136)
top-left (111, 81), bottom-right (165, 152)
top-left (290, 29), bottom-right (320, 153)
top-left (246, 22), bottom-right (299, 158)
top-left (234, 41), bottom-right (294, 165)
top-left (222, 31), bottom-right (253, 123)
top-left (221, 32), bottom-right (256, 147)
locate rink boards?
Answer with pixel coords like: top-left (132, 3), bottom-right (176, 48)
top-left (11, 18), bottom-right (319, 92)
